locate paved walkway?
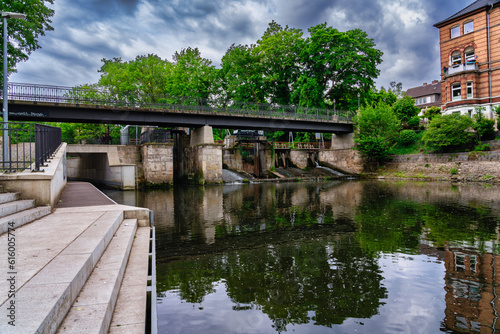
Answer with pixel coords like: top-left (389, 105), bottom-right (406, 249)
top-left (56, 181), bottom-right (116, 208)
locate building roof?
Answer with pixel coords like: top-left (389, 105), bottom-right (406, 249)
top-left (406, 81), bottom-right (442, 108)
top-left (435, 0), bottom-right (500, 27)
top-left (406, 81), bottom-right (441, 99)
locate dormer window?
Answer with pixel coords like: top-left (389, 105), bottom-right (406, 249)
top-left (464, 21), bottom-right (474, 34)
top-left (451, 25), bottom-right (460, 38)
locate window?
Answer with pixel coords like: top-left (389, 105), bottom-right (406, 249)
top-left (451, 51), bottom-right (461, 67)
top-left (467, 82), bottom-right (473, 98)
top-left (451, 25), bottom-right (460, 38)
top-left (465, 47), bottom-right (475, 64)
top-left (464, 21), bottom-right (474, 34)
top-left (452, 83), bottom-right (461, 101)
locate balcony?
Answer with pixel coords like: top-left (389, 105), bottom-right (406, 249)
top-left (446, 63), bottom-right (478, 76)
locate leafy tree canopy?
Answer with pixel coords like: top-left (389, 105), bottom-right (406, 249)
top-left (354, 102), bottom-right (401, 161)
top-left (0, 0), bottom-right (54, 82)
top-left (391, 95), bottom-right (420, 125)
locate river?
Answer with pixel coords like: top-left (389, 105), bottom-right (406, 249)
top-left (101, 180), bottom-right (500, 334)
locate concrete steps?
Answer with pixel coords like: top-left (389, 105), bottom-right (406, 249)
top-left (0, 210), bottom-right (124, 333)
top-left (0, 185), bottom-right (151, 334)
top-left (0, 191), bottom-right (51, 235)
top-left (57, 219), bottom-right (138, 334)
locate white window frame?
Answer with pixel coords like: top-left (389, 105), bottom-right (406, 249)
top-left (451, 25), bottom-right (460, 38)
top-left (467, 82), bottom-right (473, 98)
top-left (452, 51), bottom-right (462, 67)
top-left (465, 47), bottom-right (475, 64)
top-left (464, 21), bottom-right (474, 34)
top-left (452, 83), bottom-right (461, 101)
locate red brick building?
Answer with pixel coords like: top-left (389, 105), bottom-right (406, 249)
top-left (434, 0), bottom-right (500, 119)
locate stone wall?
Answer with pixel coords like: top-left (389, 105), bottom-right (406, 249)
top-left (382, 151), bottom-right (500, 183)
top-left (183, 144), bottom-right (223, 184)
top-left (290, 150), bottom-right (311, 169)
top-left (141, 143), bottom-right (174, 185)
top-left (318, 149), bottom-right (364, 174)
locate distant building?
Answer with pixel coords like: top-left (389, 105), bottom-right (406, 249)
top-left (434, 0), bottom-right (500, 119)
top-left (406, 80), bottom-right (442, 109)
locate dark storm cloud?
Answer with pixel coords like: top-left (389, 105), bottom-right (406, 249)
top-left (11, 0), bottom-right (479, 90)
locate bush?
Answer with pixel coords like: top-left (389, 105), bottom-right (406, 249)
top-left (407, 116), bottom-right (421, 129)
top-left (474, 143), bottom-right (491, 151)
top-left (473, 117), bottom-right (496, 141)
top-left (422, 114), bottom-right (476, 152)
top-left (354, 102), bottom-right (401, 162)
top-left (398, 130), bottom-right (418, 146)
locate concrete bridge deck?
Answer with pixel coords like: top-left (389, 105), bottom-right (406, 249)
top-left (0, 182), bottom-right (152, 333)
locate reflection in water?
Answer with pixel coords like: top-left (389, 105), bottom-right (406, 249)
top-left (102, 180), bottom-right (500, 333)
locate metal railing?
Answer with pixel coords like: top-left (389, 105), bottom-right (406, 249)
top-left (140, 128), bottom-right (173, 145)
top-left (6, 82), bottom-right (355, 123)
top-left (0, 122), bottom-right (61, 172)
top-left (34, 124), bottom-right (62, 171)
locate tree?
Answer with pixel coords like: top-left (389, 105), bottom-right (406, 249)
top-left (219, 44), bottom-right (265, 103)
top-left (422, 106), bottom-right (441, 122)
top-left (254, 21), bottom-right (304, 105)
top-left (354, 102), bottom-right (401, 162)
top-left (365, 87), bottom-right (397, 107)
top-left (391, 95), bottom-right (420, 126)
top-left (299, 23), bottom-right (383, 109)
top-left (422, 114), bottom-right (476, 152)
top-left (473, 107), bottom-right (496, 141)
top-left (168, 47), bottom-right (216, 100)
top-left (0, 0), bottom-right (54, 82)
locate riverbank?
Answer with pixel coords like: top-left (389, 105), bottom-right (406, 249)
top-left (372, 150), bottom-right (500, 184)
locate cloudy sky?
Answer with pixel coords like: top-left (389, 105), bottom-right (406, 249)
top-left (11, 0), bottom-right (474, 92)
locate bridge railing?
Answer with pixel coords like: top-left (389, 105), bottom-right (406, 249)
top-left (7, 82), bottom-right (356, 123)
top-left (0, 122), bottom-right (61, 172)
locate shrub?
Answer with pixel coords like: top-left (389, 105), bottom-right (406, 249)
top-left (407, 116), bottom-right (421, 129)
top-left (474, 143), bottom-right (491, 151)
top-left (398, 130), bottom-right (418, 146)
top-left (450, 167), bottom-right (458, 175)
top-left (354, 102), bottom-right (401, 162)
top-left (422, 114), bottom-right (476, 152)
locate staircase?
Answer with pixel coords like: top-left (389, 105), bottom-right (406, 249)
top-left (0, 188), bottom-right (151, 334)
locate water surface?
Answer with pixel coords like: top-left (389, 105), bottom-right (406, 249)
top-left (102, 180), bottom-right (500, 333)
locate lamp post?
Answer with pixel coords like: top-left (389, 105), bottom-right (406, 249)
top-left (2, 12), bottom-right (26, 166)
top-left (357, 92), bottom-right (360, 111)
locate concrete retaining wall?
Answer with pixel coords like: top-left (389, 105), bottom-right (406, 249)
top-left (0, 143), bottom-right (68, 207)
top-left (66, 145), bottom-right (142, 190)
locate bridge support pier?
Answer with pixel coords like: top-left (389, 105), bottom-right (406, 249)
top-left (178, 126), bottom-right (223, 184)
top-left (190, 125), bottom-right (215, 146)
top-left (331, 133), bottom-right (355, 150)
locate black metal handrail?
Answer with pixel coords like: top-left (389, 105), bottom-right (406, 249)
top-left (34, 124), bottom-right (62, 171)
top-left (6, 82), bottom-right (356, 123)
top-left (0, 122), bottom-right (61, 172)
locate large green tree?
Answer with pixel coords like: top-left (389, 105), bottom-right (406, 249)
top-left (254, 21), bottom-right (304, 105)
top-left (298, 23), bottom-right (383, 109)
top-left (0, 0), bottom-right (54, 82)
top-left (168, 47), bottom-right (216, 100)
top-left (219, 43), bottom-right (265, 103)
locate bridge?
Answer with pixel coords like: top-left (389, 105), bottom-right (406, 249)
top-left (4, 82), bottom-right (354, 133)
